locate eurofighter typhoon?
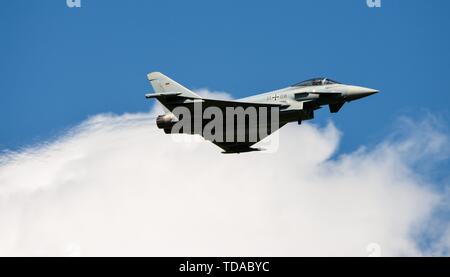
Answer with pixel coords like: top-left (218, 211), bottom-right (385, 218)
top-left (145, 72), bottom-right (378, 153)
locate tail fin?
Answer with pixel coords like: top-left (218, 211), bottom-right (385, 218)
top-left (147, 72), bottom-right (201, 99)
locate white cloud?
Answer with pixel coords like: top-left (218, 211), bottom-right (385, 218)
top-left (0, 90), bottom-right (449, 257)
top-left (194, 88), bottom-right (232, 100)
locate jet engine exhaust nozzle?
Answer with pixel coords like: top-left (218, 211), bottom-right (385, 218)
top-left (156, 113), bottom-right (178, 129)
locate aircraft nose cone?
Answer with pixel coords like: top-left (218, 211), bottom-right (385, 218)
top-left (361, 87), bottom-right (379, 95)
top-left (346, 86), bottom-right (379, 101)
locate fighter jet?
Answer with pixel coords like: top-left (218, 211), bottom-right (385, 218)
top-left (145, 72), bottom-right (378, 153)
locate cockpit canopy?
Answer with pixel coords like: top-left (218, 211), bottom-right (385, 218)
top-left (292, 78), bottom-right (340, 87)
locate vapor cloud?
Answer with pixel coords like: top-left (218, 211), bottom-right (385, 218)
top-left (0, 90), bottom-right (449, 256)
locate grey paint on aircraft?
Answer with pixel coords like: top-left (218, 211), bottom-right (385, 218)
top-left (146, 72), bottom-right (379, 153)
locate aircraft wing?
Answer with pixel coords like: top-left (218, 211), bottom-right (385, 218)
top-left (212, 141), bottom-right (263, 154)
top-left (146, 92), bottom-right (285, 110)
top-left (147, 93), bottom-right (286, 153)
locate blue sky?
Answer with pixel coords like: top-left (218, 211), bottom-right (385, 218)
top-left (1, 0), bottom-right (450, 153)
